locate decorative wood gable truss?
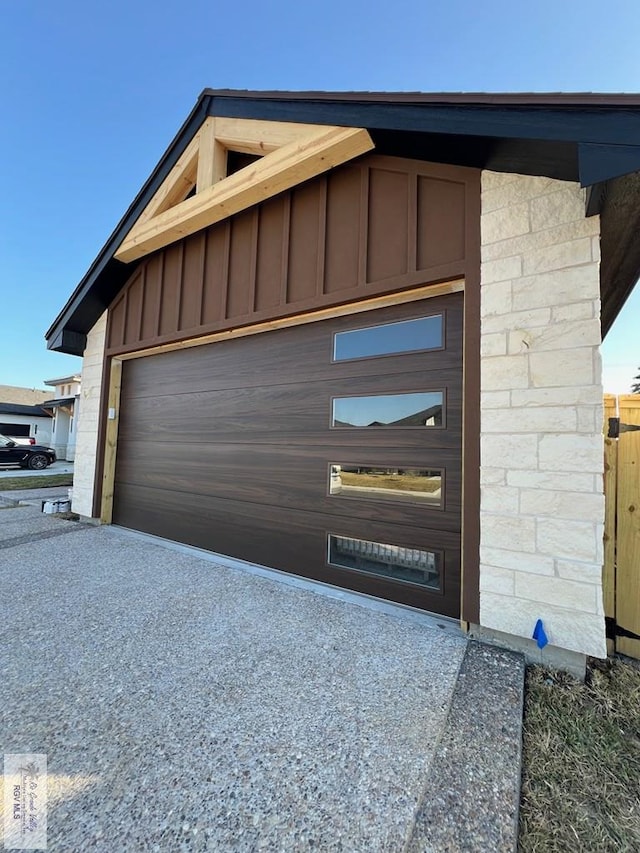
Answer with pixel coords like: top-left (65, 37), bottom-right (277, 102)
top-left (115, 118), bottom-right (374, 263)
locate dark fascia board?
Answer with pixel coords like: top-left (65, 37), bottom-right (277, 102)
top-left (202, 89), bottom-right (640, 107)
top-left (204, 90), bottom-right (640, 151)
top-left (46, 89), bottom-right (640, 354)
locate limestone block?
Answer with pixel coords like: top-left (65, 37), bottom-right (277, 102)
top-left (480, 546), bottom-right (554, 575)
top-left (536, 517), bottom-right (599, 562)
top-left (480, 592), bottom-right (607, 658)
top-left (480, 513), bottom-right (536, 552)
top-left (481, 255), bottom-right (522, 284)
top-left (481, 390), bottom-right (511, 409)
top-left (506, 469), bottom-right (597, 493)
top-left (480, 333), bottom-right (508, 357)
top-left (551, 301), bottom-right (595, 323)
top-left (483, 178), bottom-right (554, 212)
top-left (510, 385), bottom-right (602, 408)
top-left (481, 434), bottom-right (538, 470)
top-left (481, 355), bottom-right (529, 390)
top-left (481, 307), bottom-right (551, 335)
top-left (595, 523), bottom-right (605, 565)
top-left (515, 573), bottom-right (597, 613)
top-left (529, 185), bottom-right (586, 231)
top-left (555, 559), bottom-right (604, 583)
top-left (479, 565), bottom-right (515, 595)
top-left (508, 319), bottom-right (601, 355)
top-left (480, 281), bottom-right (512, 317)
top-left (480, 467), bottom-right (506, 485)
top-left (538, 434), bottom-right (603, 473)
top-left (512, 265), bottom-right (600, 311)
top-left (71, 486), bottom-right (93, 518)
top-left (522, 238), bottom-right (592, 276)
top-left (593, 348), bottom-right (603, 385)
top-left (480, 484), bottom-right (520, 513)
top-left (576, 407), bottom-right (600, 434)
top-left (482, 201), bottom-right (530, 244)
top-left (482, 217), bottom-right (600, 263)
top-left (520, 489), bottom-right (605, 521)
top-left (481, 406), bottom-right (576, 434)
top-left (529, 348), bottom-right (595, 388)
top-left (482, 171), bottom-right (521, 191)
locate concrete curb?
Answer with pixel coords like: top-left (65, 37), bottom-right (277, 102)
top-left (406, 641), bottom-right (525, 852)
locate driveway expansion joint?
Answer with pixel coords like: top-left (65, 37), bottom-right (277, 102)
top-left (0, 523), bottom-right (90, 549)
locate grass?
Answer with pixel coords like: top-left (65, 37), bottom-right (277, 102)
top-left (519, 657), bottom-right (640, 852)
top-left (339, 472), bottom-right (441, 493)
top-left (0, 474), bottom-right (73, 491)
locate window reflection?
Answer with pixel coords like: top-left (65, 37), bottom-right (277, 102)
top-left (329, 465), bottom-right (442, 506)
top-left (328, 535), bottom-right (441, 589)
top-left (332, 392), bottom-right (443, 428)
top-left (333, 315), bottom-right (442, 361)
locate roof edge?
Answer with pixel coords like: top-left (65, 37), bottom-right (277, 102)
top-left (45, 91), bottom-right (214, 343)
top-left (202, 88), bottom-right (640, 106)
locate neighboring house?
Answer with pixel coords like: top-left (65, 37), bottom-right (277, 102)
top-left (43, 375), bottom-right (81, 461)
top-left (45, 89), bottom-right (640, 673)
top-left (0, 400), bottom-right (53, 445)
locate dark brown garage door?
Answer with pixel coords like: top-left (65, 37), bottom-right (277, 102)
top-left (113, 291), bottom-right (463, 617)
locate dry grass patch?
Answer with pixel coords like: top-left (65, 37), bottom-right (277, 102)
top-left (340, 472), bottom-right (441, 493)
top-left (519, 658), bottom-right (640, 852)
top-left (0, 474), bottom-right (73, 491)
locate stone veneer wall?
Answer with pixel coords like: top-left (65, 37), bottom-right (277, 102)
top-left (479, 172), bottom-right (606, 658)
top-left (71, 312), bottom-right (107, 517)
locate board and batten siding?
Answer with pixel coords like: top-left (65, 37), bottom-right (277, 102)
top-left (478, 171), bottom-right (606, 659)
top-left (104, 155), bottom-right (477, 355)
top-left (71, 312), bottom-right (107, 517)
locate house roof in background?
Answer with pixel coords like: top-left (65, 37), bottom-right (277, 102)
top-left (43, 396), bottom-right (77, 407)
top-left (46, 89), bottom-right (640, 355)
top-left (0, 402), bottom-right (53, 418)
top-left (44, 375), bottom-right (81, 386)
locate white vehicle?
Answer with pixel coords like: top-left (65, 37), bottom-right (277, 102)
top-left (7, 436), bottom-right (36, 446)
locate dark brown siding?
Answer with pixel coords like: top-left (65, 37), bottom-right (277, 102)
top-left (113, 294), bottom-right (463, 617)
top-left (106, 155), bottom-right (476, 355)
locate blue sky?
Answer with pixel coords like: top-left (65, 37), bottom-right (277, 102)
top-left (1, 0), bottom-right (639, 392)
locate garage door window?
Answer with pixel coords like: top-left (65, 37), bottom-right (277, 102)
top-left (329, 465), bottom-right (442, 507)
top-left (328, 535), bottom-right (441, 590)
top-left (333, 314), bottom-right (442, 361)
top-left (331, 391), bottom-right (443, 428)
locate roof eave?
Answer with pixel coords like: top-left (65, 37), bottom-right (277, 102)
top-left (46, 90), bottom-right (640, 354)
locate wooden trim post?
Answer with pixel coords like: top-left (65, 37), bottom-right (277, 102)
top-left (100, 358), bottom-right (122, 524)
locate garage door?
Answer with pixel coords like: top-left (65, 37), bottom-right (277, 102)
top-left (113, 291), bottom-right (463, 617)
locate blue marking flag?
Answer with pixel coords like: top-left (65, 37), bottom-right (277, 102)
top-left (532, 619), bottom-right (548, 649)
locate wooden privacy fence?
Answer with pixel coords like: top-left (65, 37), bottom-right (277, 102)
top-left (603, 394), bottom-right (640, 659)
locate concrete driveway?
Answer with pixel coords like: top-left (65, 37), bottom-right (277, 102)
top-left (0, 494), bottom-right (523, 852)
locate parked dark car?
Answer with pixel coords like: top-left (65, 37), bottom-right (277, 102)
top-left (0, 433), bottom-right (56, 469)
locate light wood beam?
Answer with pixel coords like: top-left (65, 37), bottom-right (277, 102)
top-left (136, 135), bottom-right (200, 228)
top-left (116, 126), bottom-right (373, 262)
top-left (196, 117), bottom-right (226, 192)
top-left (214, 117), bottom-right (330, 155)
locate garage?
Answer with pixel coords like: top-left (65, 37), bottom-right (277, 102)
top-left (113, 292), bottom-right (463, 617)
